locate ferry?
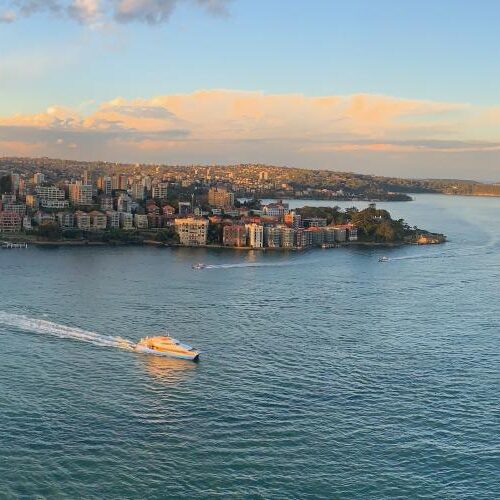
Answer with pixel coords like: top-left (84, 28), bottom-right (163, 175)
top-left (192, 263), bottom-right (207, 270)
top-left (378, 256), bottom-right (389, 262)
top-left (135, 335), bottom-right (200, 361)
top-left (1, 242), bottom-right (28, 249)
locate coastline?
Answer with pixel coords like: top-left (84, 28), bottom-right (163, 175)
top-left (1, 235), bottom-right (444, 249)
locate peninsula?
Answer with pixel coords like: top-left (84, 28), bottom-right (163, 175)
top-left (0, 164), bottom-right (445, 249)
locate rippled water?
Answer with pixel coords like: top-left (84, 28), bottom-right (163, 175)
top-left (0, 194), bottom-right (499, 498)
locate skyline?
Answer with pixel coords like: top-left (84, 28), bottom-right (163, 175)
top-left (1, 0), bottom-right (500, 180)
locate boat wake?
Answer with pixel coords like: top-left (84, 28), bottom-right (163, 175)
top-left (0, 311), bottom-right (136, 351)
top-left (203, 261), bottom-right (291, 270)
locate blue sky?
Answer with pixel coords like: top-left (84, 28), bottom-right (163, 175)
top-left (1, 0), bottom-right (500, 179)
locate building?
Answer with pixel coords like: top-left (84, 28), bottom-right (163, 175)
top-left (75, 211), bottom-right (91, 230)
top-left (22, 215), bottom-right (32, 231)
top-left (57, 212), bottom-right (75, 229)
top-left (40, 199), bottom-right (69, 209)
top-left (97, 176), bottom-right (113, 195)
top-left (223, 224), bottom-right (247, 247)
top-left (69, 183), bottom-right (93, 206)
top-left (35, 185), bottom-right (65, 201)
top-left (264, 225), bottom-right (281, 247)
top-left (33, 172), bottom-right (45, 185)
top-left (131, 182), bottom-right (146, 201)
top-left (0, 212), bottom-right (21, 232)
top-left (174, 217), bottom-right (208, 246)
top-left (134, 214), bottom-right (149, 229)
top-left (303, 218), bottom-right (327, 228)
top-left (106, 211), bottom-right (120, 229)
top-left (280, 226), bottom-right (295, 248)
top-left (89, 211), bottom-right (107, 230)
top-left (120, 212), bottom-right (134, 230)
top-left (262, 202), bottom-right (289, 218)
top-left (178, 201), bottom-right (192, 216)
top-left (117, 193), bottom-right (132, 213)
top-left (245, 223), bottom-right (264, 248)
top-left (152, 182), bottom-right (168, 200)
top-left (99, 196), bottom-right (114, 211)
top-left (208, 186), bottom-right (235, 208)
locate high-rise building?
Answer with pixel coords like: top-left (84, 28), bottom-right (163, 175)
top-left (69, 183), bottom-right (93, 205)
top-left (152, 182), bottom-right (168, 200)
top-left (223, 224), bottom-right (247, 247)
top-left (33, 172), bottom-right (45, 185)
top-left (245, 223), bottom-right (264, 248)
top-left (131, 182), bottom-right (146, 201)
top-left (208, 186), bottom-right (235, 208)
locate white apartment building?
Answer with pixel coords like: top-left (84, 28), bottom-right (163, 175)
top-left (245, 223), bottom-right (264, 248)
top-left (75, 211), bottom-right (91, 230)
top-left (89, 211), bottom-right (107, 230)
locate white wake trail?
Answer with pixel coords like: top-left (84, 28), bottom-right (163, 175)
top-left (0, 312), bottom-right (136, 351)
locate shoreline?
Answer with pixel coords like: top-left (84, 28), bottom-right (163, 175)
top-left (2, 237), bottom-right (443, 250)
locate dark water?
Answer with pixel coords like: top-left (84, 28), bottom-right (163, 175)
top-left (0, 194), bottom-right (499, 499)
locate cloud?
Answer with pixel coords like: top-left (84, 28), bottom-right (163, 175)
top-left (0, 9), bottom-right (16, 21)
top-left (1, 90), bottom-right (500, 178)
top-left (0, 0), bottom-right (230, 25)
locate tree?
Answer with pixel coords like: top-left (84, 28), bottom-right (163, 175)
top-left (37, 223), bottom-right (62, 239)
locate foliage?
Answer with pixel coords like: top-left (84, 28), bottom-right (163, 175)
top-left (155, 227), bottom-right (180, 244)
top-left (296, 206), bottom-right (346, 225)
top-left (37, 222), bottom-right (62, 239)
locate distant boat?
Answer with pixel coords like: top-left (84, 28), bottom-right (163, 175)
top-left (135, 335), bottom-right (200, 361)
top-left (378, 256), bottom-right (389, 262)
top-left (1, 242), bottom-right (28, 249)
top-left (192, 263), bottom-right (207, 270)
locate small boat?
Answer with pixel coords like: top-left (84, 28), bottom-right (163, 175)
top-left (135, 335), bottom-right (200, 361)
top-left (192, 262), bottom-right (207, 270)
top-left (378, 256), bottom-right (389, 262)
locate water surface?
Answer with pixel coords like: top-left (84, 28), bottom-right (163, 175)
top-left (0, 194), bottom-right (498, 498)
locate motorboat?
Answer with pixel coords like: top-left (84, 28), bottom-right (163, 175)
top-left (135, 335), bottom-right (200, 361)
top-left (378, 256), bottom-right (389, 262)
top-left (192, 263), bottom-right (207, 270)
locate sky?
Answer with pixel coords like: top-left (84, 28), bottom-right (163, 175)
top-left (1, 0), bottom-right (500, 180)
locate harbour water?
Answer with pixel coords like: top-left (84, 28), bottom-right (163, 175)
top-left (0, 194), bottom-right (498, 498)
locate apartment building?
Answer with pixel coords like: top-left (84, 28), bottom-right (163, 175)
top-left (175, 217), bottom-right (208, 246)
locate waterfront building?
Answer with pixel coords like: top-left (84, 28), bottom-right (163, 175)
top-left (89, 211), bottom-right (107, 230)
top-left (0, 212), bottom-right (22, 232)
top-left (69, 183), bottom-right (93, 206)
top-left (280, 226), bottom-right (295, 248)
top-left (120, 212), bottom-right (134, 230)
top-left (332, 226), bottom-right (347, 242)
top-left (106, 211), bottom-right (120, 229)
top-left (56, 212), bottom-right (75, 229)
top-left (223, 224), bottom-right (247, 247)
top-left (208, 186), bottom-right (235, 208)
top-left (75, 211), bottom-right (91, 230)
top-left (245, 223), bottom-right (264, 248)
top-left (22, 215), bottom-right (32, 231)
top-left (134, 214), bottom-right (149, 229)
top-left (264, 225), bottom-right (281, 247)
top-left (284, 212), bottom-right (301, 228)
top-left (34, 211), bottom-right (56, 226)
top-left (174, 217), bottom-right (208, 246)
